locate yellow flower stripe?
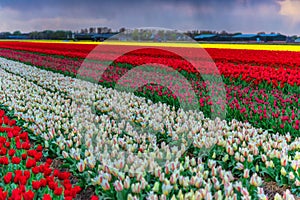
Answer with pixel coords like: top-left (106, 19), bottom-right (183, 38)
top-left (1, 39), bottom-right (300, 51)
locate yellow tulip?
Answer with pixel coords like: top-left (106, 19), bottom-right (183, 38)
top-left (152, 182), bottom-right (160, 193)
top-left (280, 167), bottom-right (287, 176)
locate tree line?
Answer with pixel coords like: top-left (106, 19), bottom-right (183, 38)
top-left (0, 28), bottom-right (296, 40)
top-left (0, 30), bottom-right (73, 40)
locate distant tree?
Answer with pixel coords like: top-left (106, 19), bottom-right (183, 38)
top-left (89, 27), bottom-right (96, 34)
top-left (233, 32), bottom-right (242, 35)
top-left (0, 32), bottom-right (11, 39)
top-left (291, 35), bottom-right (298, 39)
top-left (220, 30), bottom-right (228, 35)
top-left (131, 29), bottom-right (139, 41)
top-left (42, 30), bottom-right (54, 39)
top-left (185, 31), bottom-right (193, 38)
top-left (29, 31), bottom-right (39, 39)
top-left (169, 32), bottom-right (177, 41)
top-left (53, 30), bottom-right (68, 39)
top-left (119, 27), bottom-right (126, 32)
top-left (200, 30), bottom-right (213, 34)
top-left (191, 30), bottom-right (200, 35)
top-left (27, 30), bottom-right (72, 40)
top-left (157, 30), bottom-right (165, 41)
top-left (257, 32), bottom-right (266, 35)
top-left (140, 30), bottom-right (151, 41)
top-left (81, 28), bottom-right (88, 34)
top-left (13, 30), bottom-right (21, 35)
top-left (2, 32), bottom-right (11, 36)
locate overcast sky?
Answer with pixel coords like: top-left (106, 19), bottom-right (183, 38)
top-left (0, 0), bottom-right (300, 35)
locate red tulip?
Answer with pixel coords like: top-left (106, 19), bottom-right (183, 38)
top-left (22, 153), bottom-right (28, 160)
top-left (36, 145), bottom-right (43, 152)
top-left (32, 166), bottom-right (40, 174)
top-left (0, 157), bottom-right (9, 165)
top-left (22, 142), bottom-right (31, 150)
top-left (4, 172), bottom-right (12, 184)
top-left (32, 181), bottom-right (41, 190)
top-left (91, 196), bottom-right (99, 200)
top-left (26, 158), bottom-right (36, 168)
top-left (8, 149), bottom-right (16, 156)
top-left (54, 187), bottom-right (63, 196)
top-left (23, 190), bottom-right (35, 200)
top-left (11, 157), bottom-right (21, 164)
top-left (42, 194), bottom-right (52, 200)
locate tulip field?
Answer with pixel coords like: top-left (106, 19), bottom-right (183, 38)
top-left (0, 40), bottom-right (299, 200)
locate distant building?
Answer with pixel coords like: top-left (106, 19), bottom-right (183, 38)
top-left (232, 34), bottom-right (258, 41)
top-left (258, 33), bottom-right (287, 42)
top-left (74, 33), bottom-right (94, 41)
top-left (194, 33), bottom-right (287, 43)
top-left (91, 33), bottom-right (117, 41)
top-left (73, 33), bottom-right (118, 41)
top-left (294, 38), bottom-right (300, 43)
top-left (7, 34), bottom-right (30, 39)
top-left (194, 34), bottom-right (217, 41)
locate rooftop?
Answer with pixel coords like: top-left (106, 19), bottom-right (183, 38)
top-left (232, 34), bottom-right (258, 38)
top-left (194, 34), bottom-right (217, 39)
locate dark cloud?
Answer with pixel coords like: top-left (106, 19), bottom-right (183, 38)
top-left (0, 0), bottom-right (299, 35)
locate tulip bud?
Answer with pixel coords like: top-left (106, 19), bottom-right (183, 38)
top-left (255, 165), bottom-right (259, 172)
top-left (274, 193), bottom-right (283, 200)
top-left (124, 176), bottom-right (130, 189)
top-left (162, 183), bottom-right (173, 196)
top-left (159, 173), bottom-right (165, 182)
top-left (289, 172), bottom-right (295, 180)
top-left (195, 191), bottom-right (202, 200)
top-left (261, 154), bottom-right (267, 162)
top-left (170, 173), bottom-right (177, 185)
top-left (214, 191), bottom-right (222, 200)
top-left (152, 182), bottom-right (160, 193)
top-left (240, 155), bottom-right (245, 163)
top-left (250, 173), bottom-right (262, 187)
top-left (113, 180), bottom-right (123, 192)
top-left (194, 177), bottom-right (202, 188)
top-left (101, 179), bottom-right (110, 191)
top-left (77, 160), bottom-right (85, 172)
top-left (233, 143), bottom-right (238, 151)
top-left (131, 183), bottom-right (141, 194)
top-left (291, 161), bottom-right (298, 171)
top-left (62, 151), bottom-right (69, 158)
top-left (234, 152), bottom-right (240, 161)
top-left (295, 179), bottom-right (300, 186)
top-left (269, 160), bottom-right (275, 168)
top-left (281, 167), bottom-right (287, 176)
top-left (222, 154), bottom-right (229, 162)
top-left (281, 156), bottom-right (288, 167)
top-left (212, 152), bottom-right (216, 159)
top-left (127, 194), bottom-right (134, 200)
top-left (243, 169), bottom-right (250, 178)
top-left (190, 158), bottom-right (196, 166)
top-left (247, 155), bottom-right (253, 163)
top-left (58, 142), bottom-right (65, 150)
top-left (236, 163), bottom-right (244, 170)
top-left (177, 190), bottom-right (184, 200)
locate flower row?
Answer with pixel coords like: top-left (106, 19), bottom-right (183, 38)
top-left (0, 58), bottom-right (299, 198)
top-left (2, 41), bottom-right (300, 69)
top-left (0, 109), bottom-right (81, 199)
top-left (1, 53), bottom-right (298, 136)
top-left (1, 43), bottom-right (300, 89)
